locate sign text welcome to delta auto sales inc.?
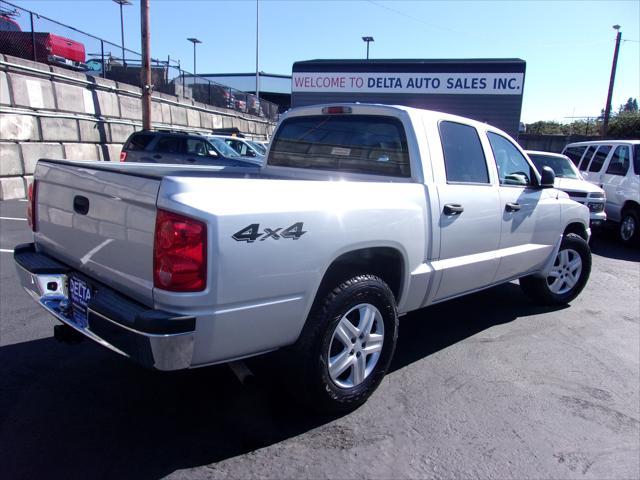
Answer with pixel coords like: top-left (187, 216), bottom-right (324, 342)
top-left (292, 72), bottom-right (524, 95)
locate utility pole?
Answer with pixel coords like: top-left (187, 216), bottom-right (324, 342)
top-left (140, 0), bottom-right (151, 130)
top-left (602, 24), bottom-right (622, 136)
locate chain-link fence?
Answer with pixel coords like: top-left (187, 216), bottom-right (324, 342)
top-left (170, 73), bottom-right (281, 121)
top-left (0, 0), bottom-right (280, 121)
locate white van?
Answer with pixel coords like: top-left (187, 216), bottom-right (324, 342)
top-left (562, 140), bottom-right (640, 245)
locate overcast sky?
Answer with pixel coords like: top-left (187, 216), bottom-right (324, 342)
top-left (8, 0), bottom-right (640, 123)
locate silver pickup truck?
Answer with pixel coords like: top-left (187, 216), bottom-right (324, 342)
top-left (15, 104), bottom-right (592, 412)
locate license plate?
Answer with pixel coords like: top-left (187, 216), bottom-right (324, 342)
top-left (68, 276), bottom-right (92, 329)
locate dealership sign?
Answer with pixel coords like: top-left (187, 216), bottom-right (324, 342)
top-left (292, 72), bottom-right (524, 95)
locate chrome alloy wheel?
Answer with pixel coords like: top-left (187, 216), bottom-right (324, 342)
top-left (620, 214), bottom-right (636, 242)
top-left (327, 303), bottom-right (385, 389)
top-left (547, 248), bottom-right (582, 295)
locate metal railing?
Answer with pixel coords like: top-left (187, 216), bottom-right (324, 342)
top-left (0, 0), bottom-right (280, 121)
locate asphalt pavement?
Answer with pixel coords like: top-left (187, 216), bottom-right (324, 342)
top-left (0, 199), bottom-right (638, 480)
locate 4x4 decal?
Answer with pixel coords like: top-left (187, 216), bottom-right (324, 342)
top-left (232, 222), bottom-right (306, 243)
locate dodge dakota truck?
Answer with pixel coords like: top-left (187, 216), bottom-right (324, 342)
top-left (15, 104), bottom-right (592, 412)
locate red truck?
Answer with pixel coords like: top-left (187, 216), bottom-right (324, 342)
top-left (0, 12), bottom-right (86, 70)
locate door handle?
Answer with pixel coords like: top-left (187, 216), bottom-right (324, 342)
top-left (443, 204), bottom-right (464, 215)
top-left (505, 202), bottom-right (521, 212)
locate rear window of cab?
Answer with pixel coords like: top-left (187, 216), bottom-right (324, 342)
top-left (268, 115), bottom-right (411, 177)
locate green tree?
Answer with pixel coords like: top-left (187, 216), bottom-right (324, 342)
top-left (619, 97), bottom-right (638, 113)
top-left (565, 120), bottom-right (600, 136)
top-left (525, 120), bottom-right (600, 136)
top-left (607, 111), bottom-right (640, 138)
top-left (526, 121), bottom-right (564, 134)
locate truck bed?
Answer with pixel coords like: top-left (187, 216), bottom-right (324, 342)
top-left (33, 159), bottom-right (415, 308)
top-left (38, 158), bottom-right (416, 182)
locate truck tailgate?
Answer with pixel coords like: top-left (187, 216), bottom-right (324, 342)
top-left (34, 160), bottom-right (160, 306)
top-left (47, 33), bottom-right (86, 63)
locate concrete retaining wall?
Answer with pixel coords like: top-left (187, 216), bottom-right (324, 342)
top-left (517, 133), bottom-right (600, 153)
top-left (0, 54), bottom-right (276, 199)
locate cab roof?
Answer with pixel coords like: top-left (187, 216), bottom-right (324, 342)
top-left (282, 102), bottom-right (511, 138)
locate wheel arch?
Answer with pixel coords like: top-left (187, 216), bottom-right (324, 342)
top-left (315, 247), bottom-right (406, 304)
top-left (564, 222), bottom-right (589, 241)
top-left (622, 200), bottom-right (640, 215)
top-left (290, 244), bottom-right (408, 348)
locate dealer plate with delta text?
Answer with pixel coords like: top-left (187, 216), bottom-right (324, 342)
top-left (68, 276), bottom-right (92, 329)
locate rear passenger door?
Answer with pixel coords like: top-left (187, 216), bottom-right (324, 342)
top-left (578, 145), bottom-right (597, 173)
top-left (185, 138), bottom-right (211, 163)
top-left (433, 121), bottom-right (501, 301)
top-left (486, 132), bottom-right (559, 282)
top-left (602, 145), bottom-right (632, 222)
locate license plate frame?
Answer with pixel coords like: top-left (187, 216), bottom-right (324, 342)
top-left (68, 276), bottom-right (93, 329)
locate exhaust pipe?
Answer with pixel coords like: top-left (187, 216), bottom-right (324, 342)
top-left (53, 324), bottom-right (85, 345)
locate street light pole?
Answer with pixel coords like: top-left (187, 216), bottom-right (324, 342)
top-left (187, 37), bottom-right (202, 82)
top-left (113, 0), bottom-right (131, 67)
top-left (362, 36), bottom-right (374, 60)
top-left (255, 0), bottom-right (259, 102)
top-left (602, 24), bottom-right (622, 136)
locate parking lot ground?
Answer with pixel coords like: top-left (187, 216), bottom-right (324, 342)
top-left (0, 199), bottom-right (638, 480)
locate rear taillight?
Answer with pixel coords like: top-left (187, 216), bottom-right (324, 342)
top-left (27, 180), bottom-right (37, 231)
top-left (119, 151), bottom-right (127, 162)
top-left (153, 209), bottom-right (206, 292)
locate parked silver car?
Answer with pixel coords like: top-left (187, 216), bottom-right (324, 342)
top-left (211, 135), bottom-right (266, 164)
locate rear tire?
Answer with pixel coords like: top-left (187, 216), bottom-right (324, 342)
top-left (288, 274), bottom-right (398, 414)
top-left (619, 208), bottom-right (639, 246)
top-left (520, 233), bottom-right (591, 306)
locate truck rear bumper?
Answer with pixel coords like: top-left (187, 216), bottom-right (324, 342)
top-left (14, 243), bottom-right (195, 371)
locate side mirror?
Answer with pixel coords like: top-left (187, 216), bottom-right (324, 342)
top-left (540, 166), bottom-right (555, 188)
top-left (248, 150), bottom-right (256, 157)
top-left (208, 150), bottom-right (218, 157)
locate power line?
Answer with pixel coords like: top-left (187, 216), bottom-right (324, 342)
top-left (364, 0), bottom-right (462, 35)
top-left (363, 0), bottom-right (613, 49)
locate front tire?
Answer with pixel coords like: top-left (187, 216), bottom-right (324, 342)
top-left (289, 274), bottom-right (398, 414)
top-left (520, 233), bottom-right (591, 306)
top-left (619, 208), bottom-right (639, 246)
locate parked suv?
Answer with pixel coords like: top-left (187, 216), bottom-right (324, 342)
top-left (526, 150), bottom-right (606, 227)
top-left (562, 140), bottom-right (640, 245)
top-left (120, 131), bottom-right (262, 168)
